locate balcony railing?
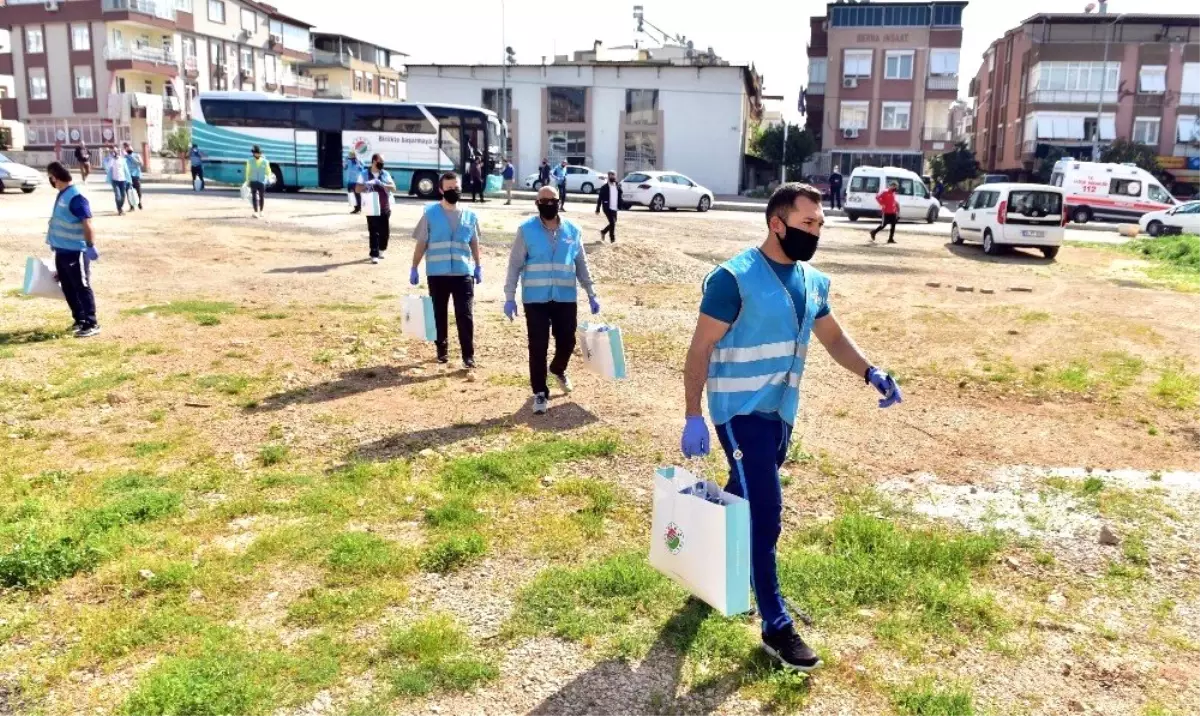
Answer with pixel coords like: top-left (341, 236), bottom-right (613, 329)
top-left (1179, 93), bottom-right (1200, 107)
top-left (926, 75), bottom-right (958, 91)
top-left (308, 50), bottom-right (354, 68)
top-left (163, 96), bottom-right (182, 113)
top-left (102, 0), bottom-right (177, 21)
top-left (923, 126), bottom-right (954, 142)
top-left (280, 74), bottom-right (315, 89)
top-left (182, 56), bottom-right (198, 72)
top-left (1027, 89), bottom-right (1117, 105)
top-left (314, 83), bottom-right (353, 99)
top-left (105, 45), bottom-right (178, 65)
top-left (808, 82), bottom-right (825, 96)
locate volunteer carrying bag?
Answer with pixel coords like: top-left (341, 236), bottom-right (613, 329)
top-left (22, 257), bottom-right (64, 299)
top-left (577, 322), bottom-right (628, 380)
top-left (650, 465), bottom-right (751, 617)
top-left (402, 294), bottom-right (436, 342)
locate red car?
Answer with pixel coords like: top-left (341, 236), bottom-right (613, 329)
top-left (804, 174), bottom-right (831, 198)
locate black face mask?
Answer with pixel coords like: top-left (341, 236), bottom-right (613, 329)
top-left (778, 225), bottom-right (820, 262)
top-left (537, 202), bottom-right (559, 220)
top-left (442, 189), bottom-right (460, 204)
top-left (375, 161), bottom-right (385, 170)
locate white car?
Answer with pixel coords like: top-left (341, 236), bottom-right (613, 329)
top-left (1139, 201), bottom-right (1200, 237)
top-left (523, 165), bottom-right (605, 193)
top-left (619, 171), bottom-right (714, 212)
top-left (0, 153), bottom-right (43, 194)
top-left (951, 183), bottom-right (1066, 259)
top-left (844, 165), bottom-right (940, 223)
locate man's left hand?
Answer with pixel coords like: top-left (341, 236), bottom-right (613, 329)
top-left (866, 367), bottom-right (903, 408)
top-left (473, 266), bottom-right (483, 284)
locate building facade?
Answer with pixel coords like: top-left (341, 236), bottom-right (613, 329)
top-left (0, 0), bottom-right (314, 153)
top-left (804, 1), bottom-right (968, 175)
top-left (406, 61), bottom-right (763, 195)
top-left (969, 11), bottom-right (1200, 190)
top-left (299, 32), bottom-right (405, 103)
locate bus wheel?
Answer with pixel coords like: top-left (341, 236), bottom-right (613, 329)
top-left (414, 173), bottom-right (438, 199)
top-left (269, 164), bottom-right (285, 192)
top-left (1071, 206), bottom-right (1092, 224)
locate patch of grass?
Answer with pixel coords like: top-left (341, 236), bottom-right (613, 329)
top-left (0, 529), bottom-right (100, 589)
top-left (258, 443), bottom-right (289, 467)
top-left (440, 435), bottom-right (619, 493)
top-left (195, 374), bottom-right (252, 396)
top-left (254, 312), bottom-right (289, 320)
top-left (1151, 361), bottom-right (1200, 410)
top-left (318, 302), bottom-right (373, 313)
top-left (891, 677), bottom-right (976, 716)
top-left (382, 615), bottom-right (499, 697)
top-left (1127, 235), bottom-right (1199, 269)
top-left (286, 585), bottom-right (398, 627)
top-left (81, 488), bottom-right (183, 533)
top-left (125, 300), bottom-right (239, 320)
top-left (485, 372), bottom-right (528, 388)
top-left (1019, 310), bottom-right (1051, 323)
top-left (419, 533), bottom-right (487, 574)
top-left (1080, 476), bottom-right (1105, 496)
top-left (423, 496), bottom-right (483, 531)
top-left (325, 532), bottom-right (414, 584)
top-left (312, 349), bottom-right (336, 365)
top-left (195, 314), bottom-right (222, 327)
top-left (52, 369), bottom-right (134, 399)
top-left (131, 440), bottom-right (173, 458)
top-left (554, 478), bottom-right (618, 536)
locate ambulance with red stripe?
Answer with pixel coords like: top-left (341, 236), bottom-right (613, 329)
top-left (1049, 159), bottom-right (1177, 225)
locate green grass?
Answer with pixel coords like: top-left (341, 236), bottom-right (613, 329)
top-left (891, 677), bottom-right (976, 716)
top-left (258, 443), bottom-right (290, 466)
top-left (382, 615), bottom-right (499, 697)
top-left (418, 533), bottom-right (487, 574)
top-left (124, 300), bottom-right (240, 325)
top-left (554, 478), bottom-right (618, 535)
top-left (1101, 235), bottom-right (1200, 291)
top-left (51, 370), bottom-right (134, 399)
top-left (254, 312), bottom-right (289, 320)
top-left (195, 374), bottom-right (252, 396)
top-left (286, 585), bottom-right (397, 627)
top-left (440, 435), bottom-right (620, 493)
top-left (131, 441), bottom-right (173, 458)
top-left (1151, 361), bottom-right (1200, 410)
top-left (195, 314), bottom-right (222, 327)
top-left (325, 531), bottom-right (414, 585)
top-left (423, 496), bottom-right (483, 531)
top-left (0, 529), bottom-right (100, 589)
top-left (317, 302), bottom-right (373, 313)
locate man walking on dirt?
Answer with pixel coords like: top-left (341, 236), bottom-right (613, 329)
top-left (73, 143), bottom-right (92, 183)
top-left (45, 162), bottom-right (101, 338)
top-left (870, 181), bottom-right (900, 244)
top-left (679, 182), bottom-right (903, 672)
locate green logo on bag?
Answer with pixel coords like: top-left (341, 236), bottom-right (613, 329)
top-left (665, 522), bottom-right (684, 554)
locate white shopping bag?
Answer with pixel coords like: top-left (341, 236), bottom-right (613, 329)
top-left (650, 465), bottom-right (751, 617)
top-left (128, 188), bottom-right (140, 209)
top-left (359, 188), bottom-right (394, 217)
top-left (22, 256), bottom-right (64, 299)
top-left (193, 178), bottom-right (202, 191)
top-left (577, 322), bottom-right (628, 380)
top-left (240, 184), bottom-right (252, 203)
top-left (402, 294), bottom-right (436, 342)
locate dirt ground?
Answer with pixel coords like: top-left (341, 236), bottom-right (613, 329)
top-left (1, 184), bottom-right (1198, 714)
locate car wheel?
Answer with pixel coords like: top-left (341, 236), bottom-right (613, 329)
top-left (532, 180), bottom-right (543, 190)
top-left (650, 194), bottom-right (665, 211)
top-left (1146, 220), bottom-right (1163, 237)
top-left (698, 195), bottom-right (711, 212)
top-left (926, 206), bottom-right (938, 224)
top-left (951, 223), bottom-right (964, 245)
top-left (619, 202), bottom-right (631, 210)
top-left (1071, 206), bottom-right (1092, 224)
top-left (580, 182), bottom-right (594, 194)
top-left (413, 172), bottom-right (438, 199)
top-left (0, 180), bottom-right (5, 193)
top-left (983, 230), bottom-right (1001, 256)
top-left (1041, 246), bottom-right (1060, 260)
top-left (846, 212), bottom-right (859, 222)
top-left (22, 187), bottom-right (36, 194)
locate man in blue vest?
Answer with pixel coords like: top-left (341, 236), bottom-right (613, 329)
top-left (189, 143), bottom-right (205, 190)
top-left (551, 160), bottom-right (569, 211)
top-left (123, 143), bottom-right (143, 210)
top-left (502, 159), bottom-right (516, 205)
top-left (503, 185), bottom-right (600, 415)
top-left (345, 151), bottom-right (364, 214)
top-left (680, 182), bottom-right (902, 672)
top-left (45, 162), bottom-right (101, 338)
top-left (410, 172), bottom-right (483, 368)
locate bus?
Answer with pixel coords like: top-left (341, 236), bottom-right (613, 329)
top-left (190, 92), bottom-right (505, 198)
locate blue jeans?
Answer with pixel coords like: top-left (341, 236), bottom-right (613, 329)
top-left (110, 180), bottom-right (127, 211)
top-left (716, 412), bottom-right (793, 635)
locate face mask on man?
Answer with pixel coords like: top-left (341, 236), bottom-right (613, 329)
top-left (537, 200), bottom-right (559, 221)
top-left (777, 223), bottom-right (820, 262)
top-left (442, 188), bottom-right (460, 204)
top-left (375, 160), bottom-right (385, 170)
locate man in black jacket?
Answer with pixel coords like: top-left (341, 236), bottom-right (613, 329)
top-left (595, 171), bottom-right (622, 243)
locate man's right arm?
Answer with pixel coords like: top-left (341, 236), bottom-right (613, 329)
top-left (684, 315), bottom-right (731, 417)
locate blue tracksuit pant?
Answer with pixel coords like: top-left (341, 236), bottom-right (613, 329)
top-left (716, 412), bottom-right (793, 635)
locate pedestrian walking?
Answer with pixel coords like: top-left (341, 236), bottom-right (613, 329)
top-left (502, 159), bottom-right (515, 205)
top-left (870, 181), bottom-right (900, 244)
top-left (595, 171), bottom-right (622, 243)
top-left (345, 151), bottom-right (364, 214)
top-left (680, 182), bottom-right (902, 672)
top-left (123, 144), bottom-right (144, 210)
top-left (102, 145), bottom-right (129, 216)
top-left (410, 171), bottom-right (483, 368)
top-left (44, 162), bottom-right (101, 338)
top-left (552, 160), bottom-right (569, 211)
top-left (538, 158), bottom-right (552, 188)
top-left (243, 145), bottom-right (270, 218)
top-left (468, 154), bottom-right (485, 203)
top-left (828, 168), bottom-right (843, 210)
top-left (503, 185), bottom-right (601, 415)
top-left (74, 143), bottom-right (91, 183)
top-left (357, 153), bottom-right (397, 264)
top-left (934, 179), bottom-right (945, 204)
top-left (189, 144), bottom-right (205, 190)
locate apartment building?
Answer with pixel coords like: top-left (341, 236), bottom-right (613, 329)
top-left (969, 11), bottom-right (1200, 191)
top-left (804, 0), bottom-right (968, 175)
top-left (299, 32), bottom-right (406, 102)
top-left (0, 0), bottom-right (314, 153)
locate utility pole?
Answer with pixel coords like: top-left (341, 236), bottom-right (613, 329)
top-left (781, 121), bottom-right (789, 184)
top-left (500, 0), bottom-right (508, 162)
top-left (1093, 14), bottom-right (1123, 161)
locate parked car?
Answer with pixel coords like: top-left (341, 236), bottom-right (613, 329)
top-left (951, 183), bottom-right (1066, 258)
top-left (1050, 159), bottom-right (1176, 224)
top-left (523, 165), bottom-right (605, 193)
top-left (844, 166), bottom-right (939, 223)
top-left (619, 171), bottom-right (714, 212)
top-left (982, 174), bottom-right (1010, 184)
top-left (804, 174), bottom-right (832, 198)
top-left (0, 153), bottom-right (43, 194)
top-left (1139, 200), bottom-right (1200, 237)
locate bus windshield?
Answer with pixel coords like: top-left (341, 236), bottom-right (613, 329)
top-left (487, 115), bottom-right (503, 156)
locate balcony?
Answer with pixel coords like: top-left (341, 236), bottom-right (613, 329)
top-left (1026, 89), bottom-right (1117, 105)
top-left (1134, 93), bottom-right (1165, 110)
top-left (306, 50), bottom-right (354, 69)
top-left (808, 82), bottom-right (825, 96)
top-left (163, 95), bottom-right (182, 115)
top-left (314, 83), bottom-right (353, 99)
top-left (923, 126), bottom-right (954, 142)
top-left (106, 45), bottom-right (180, 76)
top-left (1178, 92), bottom-right (1200, 107)
top-left (182, 55), bottom-right (199, 78)
top-left (102, 0), bottom-right (176, 23)
top-left (926, 74), bottom-right (958, 91)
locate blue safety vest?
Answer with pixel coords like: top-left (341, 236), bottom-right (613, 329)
top-left (343, 159), bottom-right (361, 186)
top-left (46, 184), bottom-right (88, 252)
top-left (706, 248), bottom-right (829, 426)
top-left (519, 215), bottom-right (581, 304)
top-left (424, 203), bottom-right (476, 276)
top-left (125, 153), bottom-right (142, 178)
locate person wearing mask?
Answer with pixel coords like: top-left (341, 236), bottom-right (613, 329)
top-left (102, 145), bottom-right (129, 216)
top-left (243, 145), bottom-right (270, 218)
top-left (538, 158), bottom-right (552, 189)
top-left (344, 151), bottom-right (364, 214)
top-left (503, 185), bottom-right (601, 415)
top-left (934, 179), bottom-right (945, 204)
top-left (595, 171), bottom-right (622, 243)
top-left (468, 154), bottom-right (485, 203)
top-left (680, 182), bottom-right (902, 672)
top-left (123, 143), bottom-right (144, 211)
top-left (74, 143), bottom-right (92, 183)
top-left (189, 144), bottom-right (205, 190)
top-left (357, 153), bottom-right (397, 264)
top-left (870, 181), bottom-right (900, 244)
top-left (502, 159), bottom-right (516, 205)
top-left (410, 172), bottom-right (483, 368)
top-left (45, 162), bottom-right (101, 338)
top-left (828, 169), bottom-right (843, 210)
top-left (552, 160), bottom-right (569, 211)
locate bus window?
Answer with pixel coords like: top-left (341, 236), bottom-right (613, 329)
top-left (381, 104), bottom-right (434, 134)
top-left (200, 100), bottom-right (245, 127)
top-left (463, 115), bottom-right (485, 163)
top-left (244, 101), bottom-right (293, 129)
top-left (487, 115), bottom-right (503, 155)
top-left (438, 114), bottom-right (462, 171)
top-left (296, 103), bottom-right (344, 131)
top-left (345, 104), bottom-right (383, 131)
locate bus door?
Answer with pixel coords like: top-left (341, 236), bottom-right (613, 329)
top-left (298, 103), bottom-right (347, 190)
top-left (438, 114), bottom-right (464, 173)
top-left (317, 132), bottom-right (344, 190)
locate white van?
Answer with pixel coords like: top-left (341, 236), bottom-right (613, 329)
top-left (951, 183), bottom-right (1066, 259)
top-left (844, 166), bottom-right (940, 224)
top-left (1049, 159), bottom-right (1176, 224)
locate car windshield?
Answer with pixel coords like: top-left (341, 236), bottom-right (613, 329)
top-left (1009, 190), bottom-right (1063, 216)
top-left (623, 173), bottom-right (650, 183)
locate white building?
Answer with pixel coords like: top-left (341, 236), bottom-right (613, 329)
top-left (406, 62), bottom-right (763, 195)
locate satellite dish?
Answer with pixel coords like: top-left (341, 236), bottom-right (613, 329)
top-left (1084, 2), bottom-right (1095, 12)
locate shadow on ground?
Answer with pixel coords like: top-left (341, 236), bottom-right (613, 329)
top-left (265, 260), bottom-right (367, 274)
top-left (0, 328), bottom-right (66, 346)
top-left (251, 364), bottom-right (441, 412)
top-left (945, 242), bottom-right (1055, 265)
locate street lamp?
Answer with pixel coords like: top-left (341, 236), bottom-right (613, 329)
top-left (500, 0), bottom-right (515, 161)
top-left (1093, 14), bottom-right (1123, 161)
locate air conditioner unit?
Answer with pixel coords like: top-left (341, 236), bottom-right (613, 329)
top-left (45, 0), bottom-right (60, 11)
top-left (240, 69), bottom-right (253, 79)
top-left (239, 29), bottom-right (251, 41)
top-left (270, 34), bottom-right (282, 45)
top-left (843, 77), bottom-right (858, 89)
top-left (842, 128), bottom-right (860, 139)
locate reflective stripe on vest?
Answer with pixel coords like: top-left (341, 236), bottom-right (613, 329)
top-left (46, 184), bottom-right (87, 252)
top-left (424, 203), bottom-right (476, 276)
top-left (519, 216), bottom-right (580, 304)
top-left (706, 248), bottom-right (830, 426)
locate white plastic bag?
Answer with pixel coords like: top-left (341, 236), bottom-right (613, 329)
top-left (22, 256), bottom-right (64, 299)
top-left (402, 294), bottom-right (436, 342)
top-left (577, 322), bottom-right (628, 380)
top-left (193, 178), bottom-right (202, 191)
top-left (649, 465), bottom-right (751, 617)
top-left (128, 187), bottom-right (140, 209)
top-left (359, 188), bottom-right (394, 217)
top-left (240, 184), bottom-right (252, 203)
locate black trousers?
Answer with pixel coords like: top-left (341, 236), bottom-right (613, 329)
top-left (55, 250), bottom-right (97, 328)
top-left (367, 213), bottom-right (390, 257)
top-left (470, 178), bottom-right (483, 203)
top-left (129, 177), bottom-right (142, 208)
top-left (249, 181), bottom-right (265, 212)
top-left (191, 165), bottom-right (204, 188)
top-left (829, 187), bottom-right (842, 209)
top-left (557, 181), bottom-right (568, 208)
top-left (600, 208), bottom-right (618, 242)
top-left (347, 182), bottom-right (361, 210)
top-left (429, 275), bottom-right (475, 361)
top-left (871, 213), bottom-right (898, 242)
top-left (524, 301), bottom-right (577, 396)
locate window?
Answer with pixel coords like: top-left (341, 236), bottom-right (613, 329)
top-left (144, 79), bottom-right (153, 94)
top-left (548, 87), bottom-right (586, 123)
top-left (71, 25), bottom-right (90, 51)
top-left (888, 176), bottom-right (915, 196)
top-left (843, 50), bottom-right (872, 78)
top-left (353, 71), bottom-right (363, 92)
top-left (208, 0), bottom-right (225, 23)
top-left (26, 28), bottom-right (44, 54)
top-left (241, 8), bottom-right (256, 33)
top-left (1148, 185), bottom-right (1173, 204)
top-left (929, 49), bottom-right (959, 76)
top-left (294, 103), bottom-right (342, 131)
top-left (1009, 190), bottom-right (1063, 217)
top-left (365, 73), bottom-right (374, 95)
top-left (1110, 178), bottom-right (1142, 197)
top-left (1177, 115), bottom-right (1199, 142)
top-left (987, 49), bottom-right (994, 73)
top-left (547, 129), bottom-right (586, 163)
top-left (1184, 64), bottom-right (1200, 94)
top-left (1132, 117), bottom-right (1160, 145)
top-left (1033, 112), bottom-right (1114, 140)
top-left (624, 132), bottom-right (658, 174)
top-left (270, 19), bottom-right (283, 38)
top-left (972, 190), bottom-right (999, 209)
top-left (839, 101), bottom-right (869, 130)
top-left (264, 55), bottom-right (276, 85)
top-left (884, 51), bottom-right (913, 80)
top-left (74, 66), bottom-right (94, 99)
top-left (380, 104), bottom-right (435, 134)
top-left (625, 89), bottom-right (659, 125)
top-left (29, 68), bottom-right (48, 100)
top-left (181, 36), bottom-right (195, 59)
top-left (481, 88), bottom-right (512, 121)
top-left (1138, 65), bottom-right (1166, 94)
top-left (881, 102), bottom-right (911, 130)
top-left (1031, 62), bottom-right (1119, 92)
top-left (240, 48), bottom-right (253, 78)
top-left (808, 58), bottom-right (828, 84)
top-left (346, 105), bottom-right (383, 131)
top-left (849, 175), bottom-right (879, 193)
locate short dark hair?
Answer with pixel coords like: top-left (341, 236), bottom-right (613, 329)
top-left (765, 182), bottom-right (822, 226)
top-left (440, 172), bottom-right (458, 187)
top-left (46, 162), bottom-right (72, 183)
top-left (251, 145), bottom-right (261, 154)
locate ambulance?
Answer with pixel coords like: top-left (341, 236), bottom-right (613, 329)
top-left (1049, 159), bottom-right (1177, 224)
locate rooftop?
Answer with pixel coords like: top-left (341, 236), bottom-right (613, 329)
top-left (310, 31), bottom-right (408, 57)
top-left (1018, 12), bottom-right (1200, 24)
top-left (245, 1), bottom-right (315, 28)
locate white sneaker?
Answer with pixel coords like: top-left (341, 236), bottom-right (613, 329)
top-left (252, 212), bottom-right (259, 219)
top-left (532, 393), bottom-right (549, 415)
top-left (552, 371), bottom-right (573, 394)
top-left (370, 257), bottom-right (380, 265)
top-left (378, 251), bottom-right (387, 260)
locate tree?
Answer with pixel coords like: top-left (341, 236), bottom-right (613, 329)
top-left (164, 127), bottom-right (191, 157)
top-left (1035, 147), bottom-right (1066, 183)
top-left (1100, 138), bottom-right (1162, 175)
top-left (750, 123), bottom-right (817, 180)
top-left (940, 142), bottom-right (980, 187)
top-left (927, 153), bottom-right (948, 187)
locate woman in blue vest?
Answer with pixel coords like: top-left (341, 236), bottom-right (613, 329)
top-left (502, 185), bottom-right (601, 415)
top-left (45, 162), bottom-right (101, 338)
top-left (410, 171), bottom-right (483, 367)
top-left (679, 183), bottom-right (902, 672)
top-left (344, 151), bottom-right (363, 214)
